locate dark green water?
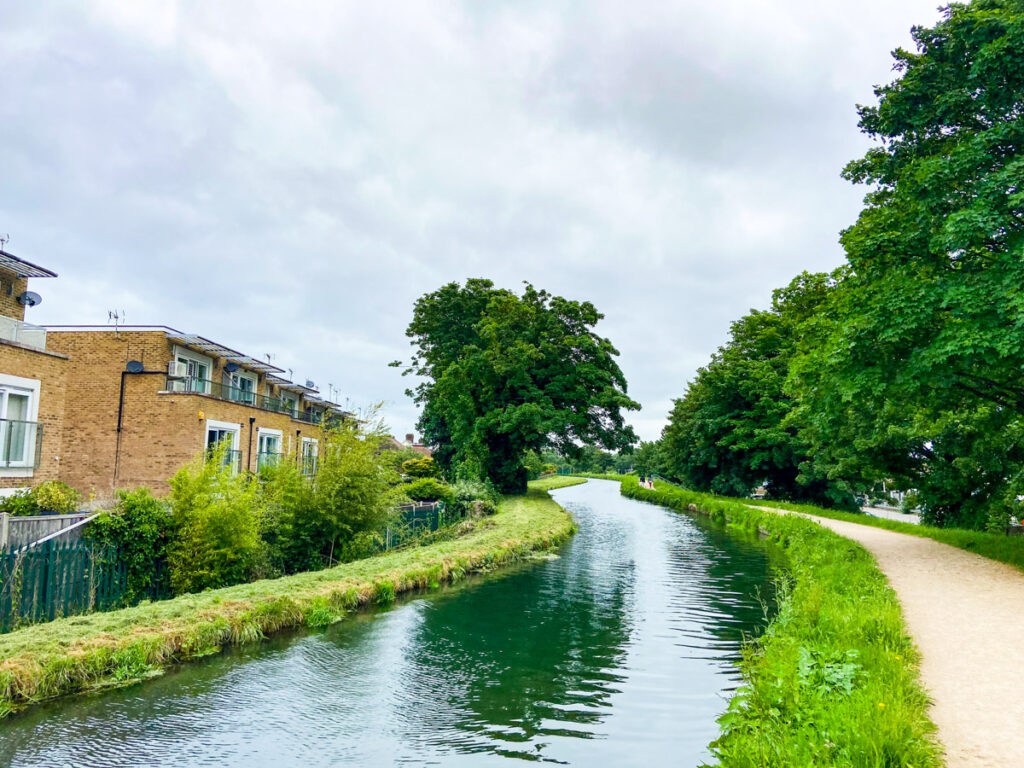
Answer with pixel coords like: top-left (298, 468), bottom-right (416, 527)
top-left (0, 479), bottom-right (777, 767)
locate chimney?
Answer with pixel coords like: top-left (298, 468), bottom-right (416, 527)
top-left (405, 433), bottom-right (415, 445)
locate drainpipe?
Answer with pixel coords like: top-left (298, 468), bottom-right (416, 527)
top-left (114, 369), bottom-right (166, 488)
top-left (247, 417), bottom-right (256, 472)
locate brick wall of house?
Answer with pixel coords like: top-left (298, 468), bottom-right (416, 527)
top-left (0, 270), bottom-right (29, 322)
top-left (116, 392), bottom-right (322, 495)
top-left (0, 339), bottom-right (69, 489)
top-left (46, 330), bottom-right (176, 498)
top-left (47, 330), bottom-right (324, 499)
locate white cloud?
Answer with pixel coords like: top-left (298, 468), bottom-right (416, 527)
top-left (0, 0), bottom-right (944, 442)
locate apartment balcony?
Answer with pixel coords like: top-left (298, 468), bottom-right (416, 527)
top-left (0, 418), bottom-right (43, 469)
top-left (0, 317), bottom-right (47, 351)
top-left (165, 376), bottom-right (338, 427)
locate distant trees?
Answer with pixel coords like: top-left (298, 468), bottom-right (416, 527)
top-left (660, 272), bottom-right (854, 508)
top-left (400, 279), bottom-right (639, 493)
top-left (657, 0), bottom-right (1024, 528)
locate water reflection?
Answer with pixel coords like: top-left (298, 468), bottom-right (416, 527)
top-left (0, 480), bottom-right (776, 767)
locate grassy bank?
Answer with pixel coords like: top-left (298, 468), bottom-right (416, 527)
top-left (0, 490), bottom-right (575, 719)
top-left (746, 498), bottom-right (1024, 574)
top-left (621, 478), bottom-right (940, 767)
top-left (528, 475), bottom-right (588, 491)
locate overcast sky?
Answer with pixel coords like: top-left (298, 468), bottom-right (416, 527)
top-left (1, 1), bottom-right (943, 442)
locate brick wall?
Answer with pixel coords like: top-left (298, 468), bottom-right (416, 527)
top-left (47, 330), bottom-right (323, 499)
top-left (0, 270), bottom-right (28, 322)
top-left (0, 339), bottom-right (69, 489)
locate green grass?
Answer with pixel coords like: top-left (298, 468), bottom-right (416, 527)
top-left (0, 490), bottom-right (575, 718)
top-left (621, 478), bottom-right (940, 768)
top-left (528, 475), bottom-right (588, 491)
top-left (746, 498), bottom-right (1024, 575)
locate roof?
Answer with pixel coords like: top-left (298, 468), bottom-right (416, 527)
top-left (164, 331), bottom-right (285, 376)
top-left (44, 324), bottom-right (349, 406)
top-left (0, 250), bottom-right (58, 278)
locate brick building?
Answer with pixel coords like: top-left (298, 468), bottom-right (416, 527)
top-left (45, 327), bottom-right (349, 499)
top-left (0, 248), bottom-right (351, 500)
top-left (0, 251), bottom-right (67, 492)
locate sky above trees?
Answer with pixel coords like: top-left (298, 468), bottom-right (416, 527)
top-left (1, 0), bottom-right (943, 440)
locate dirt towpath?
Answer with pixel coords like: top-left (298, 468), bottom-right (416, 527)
top-left (754, 508), bottom-right (1024, 767)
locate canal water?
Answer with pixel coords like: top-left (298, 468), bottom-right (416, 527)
top-left (0, 479), bottom-right (778, 767)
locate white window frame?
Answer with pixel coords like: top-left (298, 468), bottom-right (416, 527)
top-left (0, 373), bottom-right (40, 477)
top-left (281, 392), bottom-right (299, 416)
top-left (227, 370), bottom-right (258, 404)
top-left (173, 346), bottom-right (213, 394)
top-left (301, 436), bottom-right (319, 475)
top-left (257, 427), bottom-right (283, 471)
top-left (205, 418), bottom-right (241, 473)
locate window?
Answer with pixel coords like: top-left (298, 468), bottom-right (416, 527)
top-left (227, 371), bottom-right (257, 405)
top-left (301, 437), bottom-right (318, 476)
top-left (281, 393), bottom-right (299, 417)
top-left (0, 373), bottom-right (40, 471)
top-left (174, 347), bottom-right (212, 394)
top-left (257, 428), bottom-right (283, 471)
top-left (205, 419), bottom-right (241, 474)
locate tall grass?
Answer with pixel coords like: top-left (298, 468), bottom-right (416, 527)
top-left (621, 478), bottom-right (940, 768)
top-left (0, 490), bottom-right (575, 719)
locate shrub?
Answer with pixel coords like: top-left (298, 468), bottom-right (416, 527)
top-left (264, 423), bottom-right (400, 573)
top-left (32, 481), bottom-right (81, 514)
top-left (449, 477), bottom-right (499, 516)
top-left (84, 488), bottom-right (174, 603)
top-left (167, 446), bottom-right (267, 594)
top-left (402, 477), bottom-right (454, 505)
top-left (400, 456), bottom-right (440, 478)
top-left (0, 489), bottom-right (39, 517)
top-left (0, 481), bottom-right (81, 517)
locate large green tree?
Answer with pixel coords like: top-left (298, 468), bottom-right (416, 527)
top-left (788, 0), bottom-right (1024, 527)
top-left (401, 279), bottom-right (639, 493)
top-left (661, 272), bottom-right (854, 507)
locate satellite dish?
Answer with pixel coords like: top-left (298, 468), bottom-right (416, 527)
top-left (125, 360), bottom-right (145, 373)
top-left (224, 362), bottom-right (240, 373)
top-left (17, 291), bottom-right (41, 307)
top-left (305, 380), bottom-right (316, 389)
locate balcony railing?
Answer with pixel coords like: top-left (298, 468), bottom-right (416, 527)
top-left (0, 317), bottom-right (47, 351)
top-left (0, 419), bottom-right (43, 468)
top-left (256, 451), bottom-right (284, 471)
top-left (165, 376), bottom-right (340, 426)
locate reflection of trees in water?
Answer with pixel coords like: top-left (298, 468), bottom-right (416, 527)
top-left (395, 540), bottom-right (635, 761)
top-left (664, 517), bottom-right (779, 664)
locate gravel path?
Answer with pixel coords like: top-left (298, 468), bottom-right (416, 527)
top-left (755, 507), bottom-right (1024, 767)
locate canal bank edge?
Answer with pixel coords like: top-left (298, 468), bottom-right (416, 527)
top-left (0, 489), bottom-right (576, 719)
top-left (615, 477), bottom-right (942, 768)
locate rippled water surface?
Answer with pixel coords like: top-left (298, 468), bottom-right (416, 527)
top-left (0, 480), bottom-right (777, 767)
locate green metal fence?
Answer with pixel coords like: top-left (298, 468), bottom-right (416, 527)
top-left (0, 540), bottom-right (127, 633)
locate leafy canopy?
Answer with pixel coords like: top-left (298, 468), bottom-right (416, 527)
top-left (661, 272), bottom-right (854, 507)
top-left (401, 279), bottom-right (639, 493)
top-left (787, 0), bottom-right (1024, 527)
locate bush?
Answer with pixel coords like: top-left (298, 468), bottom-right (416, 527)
top-left (0, 481), bottom-right (81, 516)
top-left (263, 424), bottom-right (400, 574)
top-left (400, 456), bottom-right (440, 478)
top-left (167, 447), bottom-right (268, 594)
top-left (449, 477), bottom-right (499, 516)
top-left (85, 488), bottom-right (173, 603)
top-left (402, 477), bottom-right (454, 505)
top-left (0, 489), bottom-right (39, 516)
top-left (32, 481), bottom-right (81, 514)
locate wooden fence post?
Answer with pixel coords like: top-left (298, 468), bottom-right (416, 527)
top-left (0, 513), bottom-right (8, 549)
